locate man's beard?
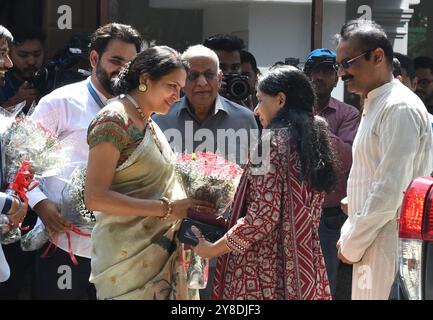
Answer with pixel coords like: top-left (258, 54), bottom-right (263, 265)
top-left (96, 62), bottom-right (116, 96)
top-left (313, 81), bottom-right (333, 99)
top-left (416, 89), bottom-right (433, 107)
top-left (424, 91), bottom-right (433, 107)
top-left (13, 65), bottom-right (38, 81)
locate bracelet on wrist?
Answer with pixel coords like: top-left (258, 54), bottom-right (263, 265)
top-left (159, 197), bottom-right (173, 220)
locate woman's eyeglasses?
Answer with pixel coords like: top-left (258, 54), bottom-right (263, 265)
top-left (333, 48), bottom-right (376, 72)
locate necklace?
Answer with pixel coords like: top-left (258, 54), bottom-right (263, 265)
top-left (125, 94), bottom-right (148, 122)
top-left (123, 94), bottom-right (164, 156)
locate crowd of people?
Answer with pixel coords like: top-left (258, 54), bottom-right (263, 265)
top-left (0, 17), bottom-right (432, 300)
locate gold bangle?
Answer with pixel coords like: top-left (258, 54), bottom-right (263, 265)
top-left (224, 241), bottom-right (232, 253)
top-left (224, 237), bottom-right (233, 253)
top-left (159, 197), bottom-right (172, 220)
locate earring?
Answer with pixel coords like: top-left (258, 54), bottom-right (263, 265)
top-left (139, 83), bottom-right (148, 92)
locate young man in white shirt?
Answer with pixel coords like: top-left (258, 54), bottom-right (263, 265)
top-left (334, 19), bottom-right (433, 300)
top-left (27, 23), bottom-right (142, 299)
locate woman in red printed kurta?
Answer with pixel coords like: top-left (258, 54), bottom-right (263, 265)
top-left (192, 66), bottom-right (339, 300)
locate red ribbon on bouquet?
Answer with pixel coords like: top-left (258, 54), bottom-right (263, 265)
top-left (41, 226), bottom-right (91, 266)
top-left (9, 161), bottom-right (39, 204)
top-left (8, 161), bottom-right (39, 230)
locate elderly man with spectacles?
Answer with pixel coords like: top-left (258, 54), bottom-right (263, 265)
top-left (153, 44), bottom-right (257, 167)
top-left (335, 19), bottom-right (433, 300)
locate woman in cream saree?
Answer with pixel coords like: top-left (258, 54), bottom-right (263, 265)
top-left (85, 46), bottom-right (213, 300)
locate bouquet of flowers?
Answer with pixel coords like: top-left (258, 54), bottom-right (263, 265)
top-left (175, 151), bottom-right (243, 289)
top-left (175, 151), bottom-right (244, 217)
top-left (0, 161), bottom-right (38, 244)
top-left (20, 165), bottom-right (95, 253)
top-left (0, 103), bottom-right (69, 244)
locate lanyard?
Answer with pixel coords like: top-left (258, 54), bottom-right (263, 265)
top-left (0, 140), bottom-right (4, 191)
top-left (87, 82), bottom-right (105, 109)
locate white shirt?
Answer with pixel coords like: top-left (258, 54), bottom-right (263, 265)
top-left (27, 78), bottom-right (107, 259)
top-left (0, 244), bottom-right (9, 282)
top-left (340, 79), bottom-right (433, 262)
top-left (1, 195), bottom-right (13, 282)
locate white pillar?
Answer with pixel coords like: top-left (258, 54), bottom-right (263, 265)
top-left (372, 0), bottom-right (419, 54)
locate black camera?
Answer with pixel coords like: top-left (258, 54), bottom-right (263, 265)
top-left (28, 67), bottom-right (49, 92)
top-left (222, 73), bottom-right (251, 102)
top-left (28, 34), bottom-right (91, 94)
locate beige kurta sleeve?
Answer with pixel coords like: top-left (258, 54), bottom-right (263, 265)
top-left (340, 103), bottom-right (431, 262)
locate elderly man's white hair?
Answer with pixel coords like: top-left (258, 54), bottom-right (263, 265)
top-left (182, 44), bottom-right (220, 70)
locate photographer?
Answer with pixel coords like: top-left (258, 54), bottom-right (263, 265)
top-left (0, 30), bottom-right (45, 113)
top-left (241, 50), bottom-right (260, 110)
top-left (203, 34), bottom-right (251, 107)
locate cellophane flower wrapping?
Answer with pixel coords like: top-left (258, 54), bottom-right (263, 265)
top-left (182, 245), bottom-right (209, 289)
top-left (0, 214), bottom-right (21, 245)
top-left (174, 151), bottom-right (244, 217)
top-left (60, 166), bottom-right (95, 230)
top-left (20, 165), bottom-right (95, 251)
top-left (0, 103), bottom-right (69, 245)
top-left (175, 152), bottom-right (243, 289)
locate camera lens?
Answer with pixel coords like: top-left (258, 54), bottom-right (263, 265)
top-left (228, 77), bottom-right (250, 101)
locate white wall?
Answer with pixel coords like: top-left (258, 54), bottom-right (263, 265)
top-left (200, 1), bottom-right (347, 100)
top-left (323, 1), bottom-right (346, 51)
top-left (202, 3), bottom-right (249, 41)
top-left (323, 1), bottom-right (346, 101)
top-left (248, 3), bottom-right (311, 67)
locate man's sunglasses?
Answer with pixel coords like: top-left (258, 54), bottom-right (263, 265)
top-left (333, 48), bottom-right (376, 72)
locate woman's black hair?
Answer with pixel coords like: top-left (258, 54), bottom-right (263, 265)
top-left (258, 66), bottom-right (338, 193)
top-left (113, 45), bottom-right (189, 95)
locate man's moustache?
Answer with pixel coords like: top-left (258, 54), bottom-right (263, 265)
top-left (342, 74), bottom-right (354, 82)
top-left (24, 67), bottom-right (38, 73)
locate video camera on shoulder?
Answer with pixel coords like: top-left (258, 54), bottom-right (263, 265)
top-left (221, 73), bottom-right (251, 103)
top-left (28, 34), bottom-right (91, 94)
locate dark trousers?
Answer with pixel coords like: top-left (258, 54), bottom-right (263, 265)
top-left (35, 242), bottom-right (96, 300)
top-left (0, 209), bottom-right (38, 299)
top-left (318, 206), bottom-right (352, 299)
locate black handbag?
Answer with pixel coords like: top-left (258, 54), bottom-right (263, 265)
top-left (177, 209), bottom-right (228, 246)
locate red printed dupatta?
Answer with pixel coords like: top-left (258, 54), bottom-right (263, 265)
top-left (211, 162), bottom-right (250, 300)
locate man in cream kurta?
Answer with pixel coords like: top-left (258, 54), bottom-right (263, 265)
top-left (335, 20), bottom-right (433, 300)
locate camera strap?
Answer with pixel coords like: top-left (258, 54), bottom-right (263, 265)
top-left (87, 82), bottom-right (105, 109)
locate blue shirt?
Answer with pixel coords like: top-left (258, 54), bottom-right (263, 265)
top-left (153, 95), bottom-right (258, 165)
